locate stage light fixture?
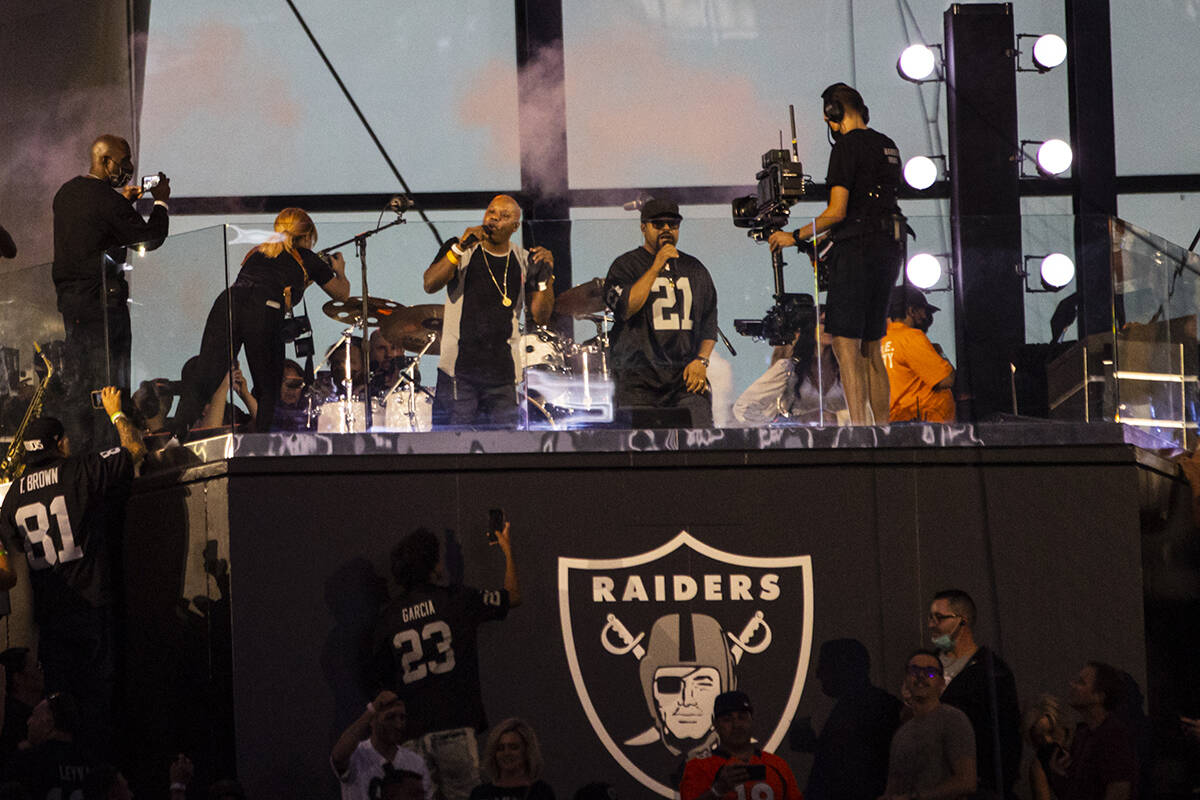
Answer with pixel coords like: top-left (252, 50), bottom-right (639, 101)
top-left (1020, 138), bottom-right (1073, 177)
top-left (903, 155), bottom-right (944, 190)
top-left (1022, 253), bottom-right (1075, 292)
top-left (905, 253), bottom-right (945, 290)
top-left (897, 44), bottom-right (940, 82)
top-left (1036, 139), bottom-right (1073, 175)
top-left (1032, 34), bottom-right (1067, 70)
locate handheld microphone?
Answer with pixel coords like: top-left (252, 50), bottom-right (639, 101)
top-left (460, 232), bottom-right (481, 248)
top-left (622, 191), bottom-right (652, 212)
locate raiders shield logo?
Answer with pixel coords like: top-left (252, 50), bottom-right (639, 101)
top-left (558, 531), bottom-right (813, 797)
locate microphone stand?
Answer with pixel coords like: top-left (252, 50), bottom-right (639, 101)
top-left (384, 333), bottom-right (437, 431)
top-left (319, 212), bottom-right (407, 431)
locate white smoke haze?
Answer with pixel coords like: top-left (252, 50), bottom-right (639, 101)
top-left (457, 17), bottom-right (823, 193)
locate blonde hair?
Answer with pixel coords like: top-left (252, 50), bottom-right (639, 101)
top-left (483, 718), bottom-right (544, 782)
top-left (252, 207), bottom-right (317, 261)
top-left (1023, 694), bottom-right (1072, 748)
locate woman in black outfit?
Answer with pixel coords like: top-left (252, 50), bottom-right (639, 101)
top-left (469, 718), bottom-right (555, 800)
top-left (177, 208), bottom-right (350, 433)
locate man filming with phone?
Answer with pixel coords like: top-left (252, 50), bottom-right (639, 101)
top-left (679, 690), bottom-right (802, 800)
top-left (371, 517), bottom-right (521, 800)
top-left (53, 134), bottom-right (171, 453)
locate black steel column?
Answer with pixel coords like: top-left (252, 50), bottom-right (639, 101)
top-left (944, 3), bottom-right (1024, 421)
top-left (1065, 0), bottom-right (1118, 337)
top-left (514, 0), bottom-right (572, 323)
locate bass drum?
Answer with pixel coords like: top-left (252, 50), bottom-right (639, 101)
top-left (520, 331), bottom-right (566, 373)
top-left (375, 387), bottom-right (434, 433)
top-left (315, 400), bottom-right (367, 433)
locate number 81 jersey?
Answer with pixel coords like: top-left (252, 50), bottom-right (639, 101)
top-left (0, 447), bottom-right (134, 622)
top-left (371, 582), bottom-right (510, 739)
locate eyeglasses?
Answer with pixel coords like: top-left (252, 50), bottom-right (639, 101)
top-left (648, 220), bottom-right (681, 229)
top-left (906, 665), bottom-right (942, 679)
top-left (927, 612), bottom-right (961, 623)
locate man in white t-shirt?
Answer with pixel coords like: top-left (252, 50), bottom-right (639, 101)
top-left (331, 690), bottom-right (433, 800)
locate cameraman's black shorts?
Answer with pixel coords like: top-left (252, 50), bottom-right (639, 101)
top-left (823, 233), bottom-right (903, 342)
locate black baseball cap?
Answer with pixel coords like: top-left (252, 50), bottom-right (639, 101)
top-left (889, 284), bottom-right (940, 316)
top-left (640, 197), bottom-right (683, 223)
top-left (713, 690), bottom-right (753, 719)
top-left (23, 416), bottom-right (64, 461)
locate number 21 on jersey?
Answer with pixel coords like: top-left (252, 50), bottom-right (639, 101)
top-left (14, 496), bottom-right (84, 569)
top-left (650, 276), bottom-right (693, 331)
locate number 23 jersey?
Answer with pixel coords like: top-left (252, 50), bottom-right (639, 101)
top-left (0, 447), bottom-right (134, 622)
top-left (372, 582), bottom-right (510, 738)
top-left (604, 247), bottom-right (718, 387)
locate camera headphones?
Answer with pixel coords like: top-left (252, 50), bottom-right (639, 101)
top-left (821, 83), bottom-right (869, 125)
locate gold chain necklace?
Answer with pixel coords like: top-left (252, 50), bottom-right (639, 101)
top-left (479, 247), bottom-right (512, 307)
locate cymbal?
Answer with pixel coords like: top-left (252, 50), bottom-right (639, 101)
top-left (555, 277), bottom-right (606, 317)
top-left (322, 296), bottom-right (403, 326)
top-left (380, 304), bottom-right (444, 355)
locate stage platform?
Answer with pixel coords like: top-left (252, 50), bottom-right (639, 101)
top-left (113, 421), bottom-right (1191, 798)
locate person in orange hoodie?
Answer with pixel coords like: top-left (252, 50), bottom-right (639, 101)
top-left (881, 286), bottom-right (955, 422)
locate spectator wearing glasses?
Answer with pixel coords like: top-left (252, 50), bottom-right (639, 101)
top-left (881, 650), bottom-right (977, 800)
top-left (604, 197), bottom-right (719, 427)
top-left (273, 359), bottom-right (314, 432)
top-left (927, 589), bottom-right (1021, 800)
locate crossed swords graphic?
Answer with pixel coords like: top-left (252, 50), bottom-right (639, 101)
top-left (600, 610), bottom-right (773, 747)
top-left (601, 609), bottom-right (773, 663)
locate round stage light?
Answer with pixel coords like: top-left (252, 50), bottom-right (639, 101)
top-left (1036, 139), bottom-right (1073, 175)
top-left (1040, 253), bottom-right (1075, 288)
top-left (1032, 34), bottom-right (1067, 71)
top-left (906, 253), bottom-right (943, 290)
top-left (904, 156), bottom-right (939, 190)
top-left (898, 45), bottom-right (937, 82)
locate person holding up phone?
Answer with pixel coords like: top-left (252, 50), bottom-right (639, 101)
top-left (371, 518), bottom-right (522, 800)
top-left (52, 135), bottom-right (171, 453)
top-left (679, 691), bottom-right (802, 800)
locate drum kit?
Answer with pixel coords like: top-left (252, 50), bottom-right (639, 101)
top-left (305, 277), bottom-right (615, 432)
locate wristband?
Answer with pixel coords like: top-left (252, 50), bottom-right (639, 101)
top-left (450, 243), bottom-right (464, 257)
top-left (170, 783), bottom-right (188, 792)
top-left (445, 249), bottom-right (460, 266)
top-left (793, 229), bottom-right (803, 248)
top-left (110, 411), bottom-right (127, 425)
top-left (695, 356), bottom-right (710, 367)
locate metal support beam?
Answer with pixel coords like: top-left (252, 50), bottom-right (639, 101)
top-left (1065, 0), bottom-right (1118, 337)
top-left (945, 3), bottom-right (1025, 421)
top-left (514, 0), bottom-right (572, 312)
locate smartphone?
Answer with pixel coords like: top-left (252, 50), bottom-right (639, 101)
top-left (141, 174), bottom-right (160, 193)
top-left (745, 764), bottom-right (766, 781)
top-left (487, 508), bottom-right (505, 544)
top-left (90, 389), bottom-right (104, 409)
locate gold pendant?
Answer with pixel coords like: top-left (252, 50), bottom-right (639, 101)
top-left (502, 296), bottom-right (513, 307)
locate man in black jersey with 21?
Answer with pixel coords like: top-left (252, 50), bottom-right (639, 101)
top-left (769, 83), bottom-right (905, 425)
top-left (604, 198), bottom-right (719, 427)
top-left (0, 387), bottom-right (145, 752)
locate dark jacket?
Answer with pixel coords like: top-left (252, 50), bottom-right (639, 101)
top-left (940, 646), bottom-right (1021, 799)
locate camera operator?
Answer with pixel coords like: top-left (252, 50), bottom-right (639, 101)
top-left (53, 134), bottom-right (170, 453)
top-left (769, 84), bottom-right (905, 425)
top-left (174, 208), bottom-right (350, 434)
top-left (0, 388), bottom-right (144, 755)
top-left (604, 198), bottom-right (719, 427)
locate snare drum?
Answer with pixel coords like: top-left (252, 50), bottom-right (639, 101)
top-left (520, 331), bottom-right (566, 372)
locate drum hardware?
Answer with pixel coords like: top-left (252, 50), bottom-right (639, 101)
top-left (321, 296), bottom-right (403, 326)
top-left (381, 332), bottom-right (437, 431)
top-left (554, 277), bottom-right (606, 317)
top-left (312, 321), bottom-right (365, 433)
top-left (379, 304), bottom-right (444, 355)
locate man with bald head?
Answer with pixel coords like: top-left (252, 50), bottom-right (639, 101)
top-left (53, 134), bottom-right (171, 451)
top-left (423, 194), bottom-right (555, 427)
